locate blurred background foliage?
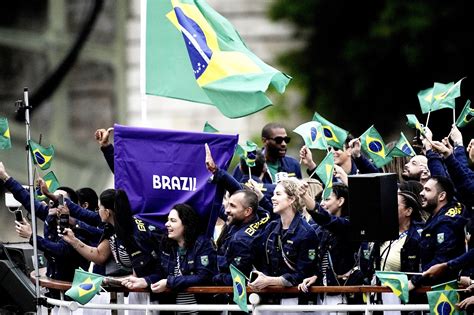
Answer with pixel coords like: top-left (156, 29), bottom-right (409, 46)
top-left (269, 0), bottom-right (474, 142)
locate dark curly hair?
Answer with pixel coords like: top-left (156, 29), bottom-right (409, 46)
top-left (163, 203), bottom-right (201, 250)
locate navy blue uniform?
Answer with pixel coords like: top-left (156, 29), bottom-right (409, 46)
top-left (65, 198), bottom-right (163, 280)
top-left (254, 214), bottom-right (319, 286)
top-left (411, 202), bottom-right (467, 286)
top-left (213, 212), bottom-right (270, 285)
top-left (3, 177), bottom-right (87, 281)
top-left (447, 248), bottom-right (474, 274)
top-left (156, 235), bottom-right (216, 290)
top-left (309, 207), bottom-right (360, 286)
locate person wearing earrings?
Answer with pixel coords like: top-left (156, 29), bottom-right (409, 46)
top-left (250, 178), bottom-right (319, 315)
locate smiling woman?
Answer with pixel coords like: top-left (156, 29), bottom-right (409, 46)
top-left (250, 178), bottom-right (319, 314)
top-left (121, 203), bottom-right (217, 312)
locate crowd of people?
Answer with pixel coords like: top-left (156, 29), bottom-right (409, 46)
top-left (1, 121), bottom-right (474, 315)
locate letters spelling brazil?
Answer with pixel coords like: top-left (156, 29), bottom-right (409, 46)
top-left (152, 175), bottom-right (197, 191)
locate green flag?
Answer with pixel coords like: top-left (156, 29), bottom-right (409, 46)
top-left (293, 121), bottom-right (327, 150)
top-left (417, 87), bottom-right (434, 114)
top-left (360, 126), bottom-right (392, 168)
top-left (65, 269), bottom-right (103, 305)
top-left (145, 0), bottom-right (291, 118)
top-left (312, 112), bottom-right (348, 150)
top-left (455, 99), bottom-right (474, 128)
top-left (0, 117), bottom-right (12, 150)
top-left (36, 171), bottom-right (60, 201)
top-left (427, 290), bottom-right (465, 315)
top-left (230, 264), bottom-right (248, 313)
top-left (315, 152), bottom-right (334, 200)
top-left (388, 132), bottom-right (415, 158)
top-left (236, 140), bottom-right (258, 167)
top-left (375, 271), bottom-right (409, 304)
top-left (29, 140), bottom-right (54, 170)
top-left (203, 121), bottom-right (219, 133)
top-left (431, 280), bottom-right (458, 291)
top-left (431, 78), bottom-right (463, 111)
top-left (418, 78), bottom-right (463, 114)
top-left (406, 114), bottom-right (425, 136)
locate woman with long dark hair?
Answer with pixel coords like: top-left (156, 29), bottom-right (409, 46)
top-left (122, 204), bottom-right (216, 314)
top-left (298, 183), bottom-right (361, 315)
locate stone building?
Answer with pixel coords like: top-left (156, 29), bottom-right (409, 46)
top-left (0, 0), bottom-right (302, 241)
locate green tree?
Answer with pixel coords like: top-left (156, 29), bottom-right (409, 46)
top-left (270, 0), bottom-right (474, 139)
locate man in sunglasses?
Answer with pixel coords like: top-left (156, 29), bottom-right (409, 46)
top-left (233, 122), bottom-right (302, 184)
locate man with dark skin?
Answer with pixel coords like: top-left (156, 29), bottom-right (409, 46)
top-left (233, 122), bottom-right (302, 183)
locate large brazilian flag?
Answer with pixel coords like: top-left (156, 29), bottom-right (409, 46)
top-left (145, 0), bottom-right (291, 118)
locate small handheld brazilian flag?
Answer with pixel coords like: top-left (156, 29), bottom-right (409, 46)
top-left (203, 121), bottom-right (219, 133)
top-left (236, 140), bottom-right (258, 167)
top-left (65, 269), bottom-right (103, 305)
top-left (388, 132), bottom-right (415, 158)
top-left (431, 279), bottom-right (458, 291)
top-left (29, 140), bottom-right (54, 170)
top-left (293, 121), bottom-right (327, 150)
top-left (456, 99), bottom-right (474, 128)
top-left (427, 290), bottom-right (465, 315)
top-left (314, 152), bottom-right (334, 200)
top-left (375, 271), bottom-right (409, 304)
top-left (417, 78), bottom-right (464, 114)
top-left (360, 126), bottom-right (392, 168)
top-left (312, 112), bottom-right (348, 150)
top-left (36, 171), bottom-right (60, 201)
top-left (230, 264), bottom-right (248, 313)
top-left (0, 117), bottom-right (12, 150)
top-left (406, 114), bottom-right (425, 136)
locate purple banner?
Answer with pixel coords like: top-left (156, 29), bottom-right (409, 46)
top-left (114, 124), bottom-right (238, 234)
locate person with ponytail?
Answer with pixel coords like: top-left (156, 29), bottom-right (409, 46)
top-left (61, 189), bottom-right (161, 283)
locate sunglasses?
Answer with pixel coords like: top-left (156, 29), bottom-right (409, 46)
top-left (268, 136), bottom-right (291, 144)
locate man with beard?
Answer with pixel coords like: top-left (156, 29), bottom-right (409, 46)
top-left (213, 189), bottom-right (269, 285)
top-left (402, 155), bottom-right (429, 183)
top-left (233, 123), bottom-right (302, 183)
top-left (409, 176), bottom-right (467, 288)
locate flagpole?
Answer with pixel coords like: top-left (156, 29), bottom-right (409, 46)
top-left (140, 0), bottom-right (148, 124)
top-left (22, 88), bottom-right (41, 313)
top-left (452, 108), bottom-right (456, 125)
top-left (425, 111), bottom-right (431, 127)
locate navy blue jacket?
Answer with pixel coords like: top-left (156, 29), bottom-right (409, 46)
top-left (213, 212), bottom-right (270, 285)
top-left (353, 154), bottom-right (380, 174)
top-left (411, 202), bottom-right (467, 286)
top-left (447, 248), bottom-right (474, 274)
top-left (156, 235), bottom-right (216, 290)
top-left (309, 207), bottom-right (360, 286)
top-left (444, 148), bottom-right (474, 207)
top-left (254, 214), bottom-right (319, 285)
top-left (4, 177), bottom-right (50, 222)
top-left (101, 143), bottom-right (114, 173)
top-left (66, 199), bottom-right (162, 280)
top-left (232, 154), bottom-right (302, 184)
top-left (3, 177), bottom-right (88, 281)
top-left (34, 215), bottom-right (88, 281)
